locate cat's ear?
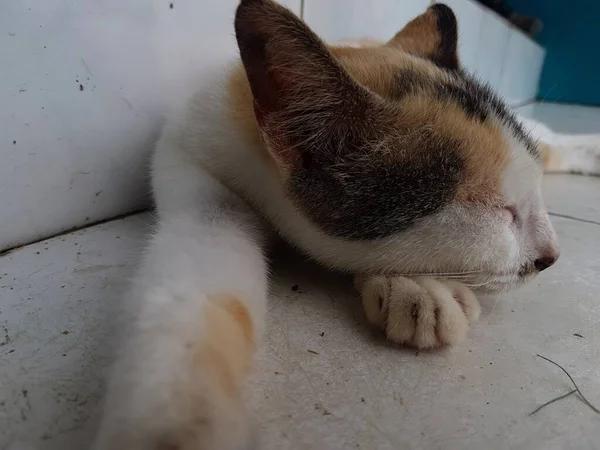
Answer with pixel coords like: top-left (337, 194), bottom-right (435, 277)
top-left (387, 4), bottom-right (460, 70)
top-left (235, 0), bottom-right (383, 171)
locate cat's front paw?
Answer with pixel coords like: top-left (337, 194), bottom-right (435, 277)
top-left (356, 275), bottom-right (480, 348)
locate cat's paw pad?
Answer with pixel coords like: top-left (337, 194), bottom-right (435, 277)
top-left (357, 275), bottom-right (480, 348)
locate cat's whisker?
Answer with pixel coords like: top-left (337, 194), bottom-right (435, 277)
top-left (389, 270), bottom-right (482, 277)
top-left (461, 280), bottom-right (495, 288)
top-left (437, 275), bottom-right (475, 280)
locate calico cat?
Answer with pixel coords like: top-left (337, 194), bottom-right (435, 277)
top-left (92, 1), bottom-right (566, 448)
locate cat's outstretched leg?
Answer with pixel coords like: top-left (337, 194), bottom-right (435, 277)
top-left (518, 115), bottom-right (600, 176)
top-left (92, 143), bottom-right (268, 450)
top-left (540, 140), bottom-right (600, 176)
top-left (355, 275), bottom-right (480, 348)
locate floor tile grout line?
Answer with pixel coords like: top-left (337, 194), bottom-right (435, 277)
top-left (0, 208), bottom-right (151, 257)
top-left (548, 211), bottom-right (600, 227)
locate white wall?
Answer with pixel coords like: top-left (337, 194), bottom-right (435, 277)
top-left (0, 0), bottom-right (542, 252)
top-left (303, 0), bottom-right (430, 42)
top-left (0, 0), bottom-right (300, 251)
top-left (498, 27), bottom-right (545, 106)
top-left (442, 0), bottom-right (484, 73)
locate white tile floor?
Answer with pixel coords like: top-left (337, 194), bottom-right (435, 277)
top-left (2, 106), bottom-right (600, 450)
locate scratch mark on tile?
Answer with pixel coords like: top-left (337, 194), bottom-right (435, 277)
top-left (73, 264), bottom-right (124, 275)
top-left (80, 57), bottom-right (93, 76)
top-left (119, 96), bottom-right (135, 112)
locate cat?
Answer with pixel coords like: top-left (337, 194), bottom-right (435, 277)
top-left (92, 1), bottom-right (569, 448)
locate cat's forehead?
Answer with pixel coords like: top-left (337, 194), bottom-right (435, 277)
top-left (333, 45), bottom-right (537, 152)
top-left (330, 44), bottom-right (541, 205)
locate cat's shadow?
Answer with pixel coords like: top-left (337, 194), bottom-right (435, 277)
top-left (266, 243), bottom-right (422, 356)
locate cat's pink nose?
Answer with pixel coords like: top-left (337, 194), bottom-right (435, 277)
top-left (534, 248), bottom-right (560, 272)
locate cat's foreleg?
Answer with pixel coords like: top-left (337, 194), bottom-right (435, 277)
top-left (540, 139), bottom-right (600, 176)
top-left (92, 148), bottom-right (268, 450)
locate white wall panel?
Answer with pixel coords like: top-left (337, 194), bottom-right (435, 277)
top-left (515, 102), bottom-right (600, 134)
top-left (442, 0), bottom-right (484, 74)
top-left (304, 0), bottom-right (431, 43)
top-left (498, 27), bottom-right (545, 105)
top-left (475, 9), bottom-right (510, 91)
top-left (0, 0), bottom-right (300, 251)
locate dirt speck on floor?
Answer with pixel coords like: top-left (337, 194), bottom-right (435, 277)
top-left (314, 402), bottom-right (331, 416)
top-left (1, 327), bottom-right (10, 347)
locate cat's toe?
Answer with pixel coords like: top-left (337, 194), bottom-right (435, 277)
top-left (412, 277), bottom-right (471, 347)
top-left (443, 279), bottom-right (481, 322)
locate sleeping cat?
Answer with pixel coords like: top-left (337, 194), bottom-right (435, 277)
top-left (93, 1), bottom-right (572, 448)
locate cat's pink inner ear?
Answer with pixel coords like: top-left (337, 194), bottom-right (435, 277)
top-left (234, 0), bottom-right (360, 120)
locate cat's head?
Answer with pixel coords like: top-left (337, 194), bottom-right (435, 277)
top-left (234, 0), bottom-right (559, 292)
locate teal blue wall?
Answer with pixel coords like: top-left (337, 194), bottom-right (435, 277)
top-left (509, 0), bottom-right (600, 106)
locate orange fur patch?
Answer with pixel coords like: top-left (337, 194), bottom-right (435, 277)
top-left (192, 294), bottom-right (255, 398)
top-left (222, 296), bottom-right (254, 344)
top-left (331, 45), bottom-right (443, 98)
top-left (408, 98), bottom-right (508, 205)
top-left (387, 8), bottom-right (441, 59)
top-left (539, 142), bottom-right (562, 170)
top-left (227, 65), bottom-right (261, 148)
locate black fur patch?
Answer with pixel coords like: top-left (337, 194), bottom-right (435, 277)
top-left (391, 69), bottom-right (430, 99)
top-left (288, 139), bottom-right (465, 240)
top-left (456, 73), bottom-right (539, 158)
top-left (436, 80), bottom-right (489, 123)
top-left (429, 4), bottom-right (459, 70)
